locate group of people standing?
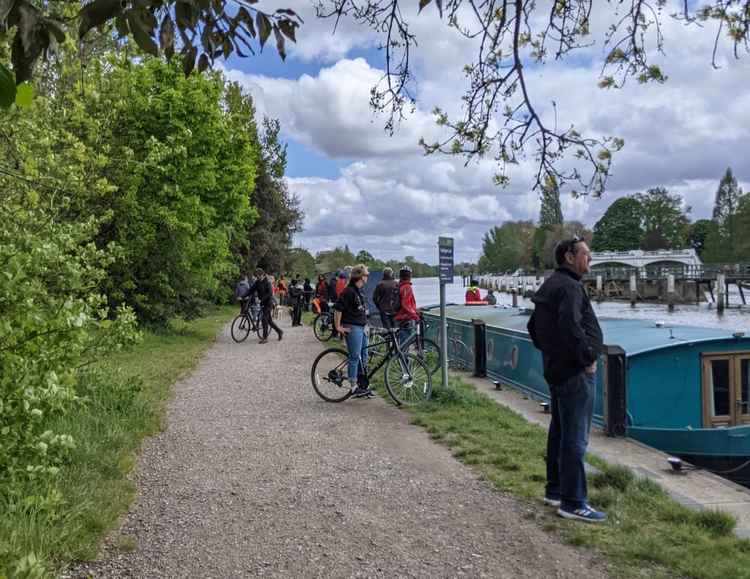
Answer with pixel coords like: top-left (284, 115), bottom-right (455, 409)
top-left (235, 270), bottom-right (316, 342)
top-left (236, 239), bottom-right (606, 525)
top-left (331, 264), bottom-right (420, 398)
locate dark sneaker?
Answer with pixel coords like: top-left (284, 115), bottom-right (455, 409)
top-left (277, 330), bottom-right (284, 341)
top-left (557, 504), bottom-right (606, 523)
top-left (350, 386), bottom-right (374, 399)
top-left (543, 496), bottom-right (561, 507)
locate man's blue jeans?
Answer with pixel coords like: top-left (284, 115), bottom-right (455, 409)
top-left (545, 371), bottom-right (596, 511)
top-left (344, 324), bottom-right (368, 383)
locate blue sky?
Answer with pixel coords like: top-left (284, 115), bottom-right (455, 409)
top-left (222, 2), bottom-right (750, 264)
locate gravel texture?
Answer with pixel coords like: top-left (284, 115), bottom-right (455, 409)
top-left (67, 313), bottom-right (609, 578)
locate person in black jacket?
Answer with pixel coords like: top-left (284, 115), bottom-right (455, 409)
top-left (303, 278), bottom-right (314, 311)
top-left (255, 267), bottom-right (283, 343)
top-left (372, 267), bottom-right (399, 329)
top-left (527, 237), bottom-right (605, 524)
top-left (333, 264), bottom-right (374, 399)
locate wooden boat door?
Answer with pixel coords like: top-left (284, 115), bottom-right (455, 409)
top-left (702, 355), bottom-right (733, 427)
top-left (735, 355), bottom-right (750, 425)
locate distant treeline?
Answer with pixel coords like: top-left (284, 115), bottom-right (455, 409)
top-left (281, 245), bottom-right (476, 279)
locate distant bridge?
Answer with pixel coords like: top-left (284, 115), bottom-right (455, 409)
top-left (590, 249), bottom-right (702, 269)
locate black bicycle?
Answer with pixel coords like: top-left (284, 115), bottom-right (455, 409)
top-left (230, 300), bottom-right (262, 343)
top-left (310, 327), bottom-right (432, 406)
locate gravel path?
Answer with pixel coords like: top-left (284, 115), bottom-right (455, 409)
top-left (68, 314), bottom-right (609, 578)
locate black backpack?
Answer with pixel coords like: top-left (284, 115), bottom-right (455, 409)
top-left (377, 281), bottom-right (401, 314)
top-left (234, 279), bottom-right (251, 300)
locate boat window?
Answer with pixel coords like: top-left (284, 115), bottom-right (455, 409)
top-left (701, 353), bottom-right (750, 426)
top-left (709, 359), bottom-right (731, 417)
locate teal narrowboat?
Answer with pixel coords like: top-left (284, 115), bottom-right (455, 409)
top-left (422, 305), bottom-right (750, 481)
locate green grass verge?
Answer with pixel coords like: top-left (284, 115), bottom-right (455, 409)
top-left (402, 374), bottom-right (750, 579)
top-left (0, 306), bottom-right (235, 578)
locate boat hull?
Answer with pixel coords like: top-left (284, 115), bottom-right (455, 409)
top-left (423, 306), bottom-right (750, 471)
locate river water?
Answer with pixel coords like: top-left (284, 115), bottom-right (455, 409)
top-left (412, 276), bottom-right (750, 331)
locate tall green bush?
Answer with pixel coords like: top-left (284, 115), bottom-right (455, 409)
top-left (0, 188), bottom-right (138, 495)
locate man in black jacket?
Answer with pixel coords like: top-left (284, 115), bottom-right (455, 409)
top-left (527, 237), bottom-right (605, 523)
top-left (372, 267), bottom-right (399, 329)
top-left (255, 268), bottom-right (283, 343)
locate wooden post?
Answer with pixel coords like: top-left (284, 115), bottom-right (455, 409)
top-left (667, 274), bottom-right (675, 312)
top-left (629, 274), bottom-right (637, 307)
top-left (717, 273), bottom-right (726, 314)
top-left (512, 289), bottom-right (518, 307)
top-left (596, 275), bottom-right (603, 302)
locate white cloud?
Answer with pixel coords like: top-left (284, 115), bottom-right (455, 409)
top-left (226, 1), bottom-right (750, 263)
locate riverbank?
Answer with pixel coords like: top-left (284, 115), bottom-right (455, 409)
top-left (0, 306), bottom-right (235, 578)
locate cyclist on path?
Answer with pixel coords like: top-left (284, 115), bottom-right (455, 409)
top-left (333, 264), bottom-right (374, 399)
top-left (255, 268), bottom-right (283, 344)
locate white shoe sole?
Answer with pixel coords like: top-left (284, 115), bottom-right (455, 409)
top-left (557, 508), bottom-right (606, 523)
top-left (543, 498), bottom-right (561, 507)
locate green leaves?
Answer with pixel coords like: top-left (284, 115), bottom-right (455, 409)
top-left (3, 0), bottom-right (303, 85)
top-left (257, 12), bottom-right (272, 49)
top-left (15, 81), bottom-right (33, 107)
top-left (278, 19), bottom-right (297, 43)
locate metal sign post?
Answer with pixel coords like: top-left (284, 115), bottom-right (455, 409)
top-left (438, 237), bottom-right (454, 388)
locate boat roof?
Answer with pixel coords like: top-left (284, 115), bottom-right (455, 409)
top-left (422, 304), bottom-right (748, 357)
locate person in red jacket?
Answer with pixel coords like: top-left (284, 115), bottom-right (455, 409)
top-left (394, 265), bottom-right (419, 347)
top-left (465, 279), bottom-right (482, 303)
top-left (335, 269), bottom-right (349, 298)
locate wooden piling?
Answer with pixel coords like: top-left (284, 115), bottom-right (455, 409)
top-left (629, 274), bottom-right (637, 307)
top-left (717, 274), bottom-right (726, 313)
top-left (667, 274), bottom-right (675, 312)
top-left (512, 289), bottom-right (518, 307)
top-left (596, 275), bottom-right (603, 302)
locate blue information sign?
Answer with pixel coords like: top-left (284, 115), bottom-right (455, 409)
top-left (438, 237), bottom-right (454, 284)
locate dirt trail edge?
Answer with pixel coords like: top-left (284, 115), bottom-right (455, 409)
top-left (67, 315), bottom-right (609, 578)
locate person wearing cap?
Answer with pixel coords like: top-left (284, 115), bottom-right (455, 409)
top-left (333, 264), bottom-right (374, 398)
top-left (394, 265), bottom-right (419, 347)
top-left (527, 237), bottom-right (605, 524)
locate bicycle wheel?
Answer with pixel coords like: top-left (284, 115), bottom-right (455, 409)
top-left (313, 313), bottom-right (334, 342)
top-left (230, 314), bottom-right (251, 343)
top-left (384, 352), bottom-right (432, 406)
top-left (311, 348), bottom-right (352, 402)
top-left (405, 336), bottom-right (442, 376)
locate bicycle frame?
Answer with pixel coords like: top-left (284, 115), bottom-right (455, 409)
top-left (359, 327), bottom-right (411, 383)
